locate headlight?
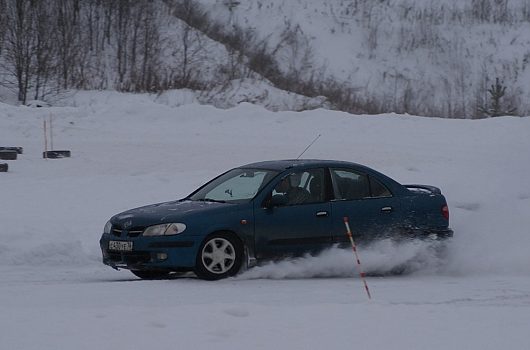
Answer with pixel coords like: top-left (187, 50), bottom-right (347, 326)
top-left (104, 221), bottom-right (112, 234)
top-left (143, 223), bottom-right (187, 236)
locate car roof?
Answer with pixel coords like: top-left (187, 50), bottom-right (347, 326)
top-left (240, 159), bottom-right (367, 171)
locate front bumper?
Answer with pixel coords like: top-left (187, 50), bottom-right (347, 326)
top-left (99, 233), bottom-right (201, 271)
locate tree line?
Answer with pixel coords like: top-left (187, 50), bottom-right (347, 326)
top-left (0, 0), bottom-right (169, 104)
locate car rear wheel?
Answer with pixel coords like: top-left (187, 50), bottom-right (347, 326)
top-left (131, 270), bottom-right (171, 280)
top-left (195, 233), bottom-right (243, 280)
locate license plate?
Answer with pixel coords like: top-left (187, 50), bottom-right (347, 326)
top-left (109, 240), bottom-right (133, 251)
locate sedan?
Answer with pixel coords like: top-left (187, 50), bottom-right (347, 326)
top-left (100, 159), bottom-right (453, 280)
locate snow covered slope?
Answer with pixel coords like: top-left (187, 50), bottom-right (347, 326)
top-left (199, 0), bottom-right (530, 117)
top-left (1, 92), bottom-right (529, 349)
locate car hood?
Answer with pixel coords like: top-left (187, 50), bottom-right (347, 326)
top-left (111, 200), bottom-right (231, 227)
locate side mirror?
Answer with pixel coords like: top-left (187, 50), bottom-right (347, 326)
top-left (270, 194), bottom-right (288, 207)
top-left (263, 194), bottom-right (287, 209)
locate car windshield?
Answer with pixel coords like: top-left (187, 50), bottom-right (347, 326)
top-left (188, 168), bottom-right (279, 203)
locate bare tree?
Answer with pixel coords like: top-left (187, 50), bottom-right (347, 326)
top-left (84, 0), bottom-right (102, 53)
top-left (0, 0), bottom-right (7, 54)
top-left (2, 0), bottom-right (36, 103)
top-left (115, 0), bottom-right (131, 87)
top-left (139, 2), bottom-right (162, 91)
top-left (32, 1), bottom-right (57, 100)
top-left (56, 0), bottom-right (80, 89)
top-left (171, 0), bottom-right (208, 88)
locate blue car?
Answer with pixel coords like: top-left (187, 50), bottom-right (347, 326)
top-left (100, 159), bottom-right (453, 280)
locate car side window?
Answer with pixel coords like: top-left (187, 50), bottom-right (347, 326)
top-left (331, 169), bottom-right (369, 200)
top-left (331, 168), bottom-right (392, 200)
top-left (271, 168), bottom-right (325, 206)
top-left (369, 176), bottom-right (392, 198)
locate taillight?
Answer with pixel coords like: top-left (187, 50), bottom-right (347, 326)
top-left (441, 205), bottom-right (449, 220)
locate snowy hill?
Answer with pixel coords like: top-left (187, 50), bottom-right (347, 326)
top-left (198, 0), bottom-right (530, 117)
top-left (1, 92), bottom-right (530, 349)
top-left (2, 0), bottom-right (530, 117)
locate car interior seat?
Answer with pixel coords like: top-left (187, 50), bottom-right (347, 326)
top-left (309, 175), bottom-right (324, 202)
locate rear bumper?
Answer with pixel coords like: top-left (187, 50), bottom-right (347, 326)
top-left (422, 228), bottom-right (454, 239)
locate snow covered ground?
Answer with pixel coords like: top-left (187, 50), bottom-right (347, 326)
top-left (1, 91), bottom-right (530, 349)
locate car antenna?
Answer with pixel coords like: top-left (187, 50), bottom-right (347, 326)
top-left (296, 134), bottom-right (321, 159)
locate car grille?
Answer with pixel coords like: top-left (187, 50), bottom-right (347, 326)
top-left (111, 225), bottom-right (145, 237)
top-left (107, 251), bottom-right (151, 265)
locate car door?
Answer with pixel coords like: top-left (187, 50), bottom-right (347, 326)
top-left (329, 168), bottom-right (402, 244)
top-left (253, 168), bottom-right (332, 259)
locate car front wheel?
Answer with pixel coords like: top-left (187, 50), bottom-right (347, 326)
top-left (195, 233), bottom-right (243, 280)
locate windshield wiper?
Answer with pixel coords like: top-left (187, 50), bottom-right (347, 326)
top-left (197, 198), bottom-right (227, 203)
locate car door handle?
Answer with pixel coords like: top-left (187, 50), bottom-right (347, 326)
top-left (316, 211), bottom-right (329, 217)
top-left (381, 206), bottom-right (393, 213)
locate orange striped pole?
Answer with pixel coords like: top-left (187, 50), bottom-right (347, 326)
top-left (43, 119), bottom-right (48, 159)
top-left (343, 216), bottom-right (372, 300)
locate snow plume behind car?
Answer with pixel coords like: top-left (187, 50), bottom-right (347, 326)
top-left (238, 239), bottom-right (448, 280)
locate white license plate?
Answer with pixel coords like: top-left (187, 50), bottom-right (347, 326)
top-left (109, 241), bottom-right (133, 251)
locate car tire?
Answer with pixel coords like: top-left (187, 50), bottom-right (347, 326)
top-left (0, 151), bottom-right (17, 160)
top-left (0, 147), bottom-right (23, 154)
top-left (195, 233), bottom-right (243, 280)
top-left (0, 163), bottom-right (7, 172)
top-left (131, 270), bottom-right (171, 280)
top-left (43, 150), bottom-right (71, 159)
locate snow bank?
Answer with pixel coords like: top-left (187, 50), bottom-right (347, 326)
top-left (198, 79), bottom-right (329, 111)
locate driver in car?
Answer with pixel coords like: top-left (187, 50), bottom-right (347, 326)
top-left (275, 173), bottom-right (310, 205)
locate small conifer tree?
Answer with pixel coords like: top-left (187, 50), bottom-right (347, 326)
top-left (479, 77), bottom-right (517, 117)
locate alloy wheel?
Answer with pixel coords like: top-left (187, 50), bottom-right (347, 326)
top-left (201, 237), bottom-right (236, 274)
